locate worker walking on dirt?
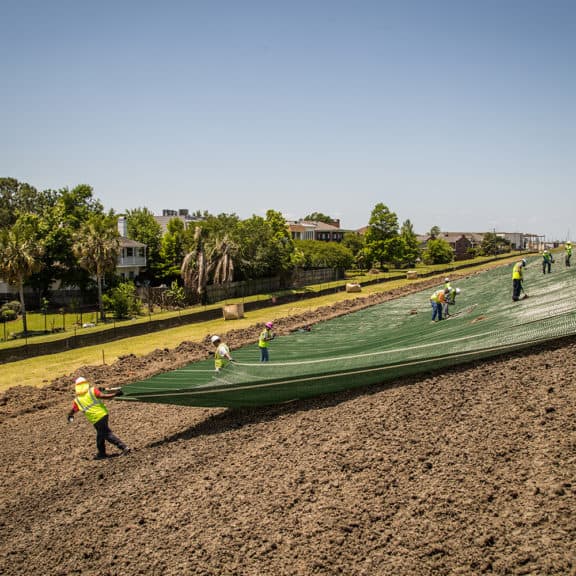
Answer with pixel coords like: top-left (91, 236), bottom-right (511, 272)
top-left (211, 335), bottom-right (233, 371)
top-left (512, 258), bottom-right (527, 301)
top-left (542, 250), bottom-right (554, 274)
top-left (430, 288), bottom-right (448, 322)
top-left (258, 322), bottom-right (275, 362)
top-left (565, 242), bottom-right (572, 267)
top-left (67, 376), bottom-right (129, 460)
top-left (443, 287), bottom-right (461, 318)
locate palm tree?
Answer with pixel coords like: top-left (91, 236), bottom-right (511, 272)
top-left (210, 235), bottom-right (236, 285)
top-left (181, 228), bottom-right (238, 304)
top-left (0, 215), bottom-right (44, 334)
top-left (181, 226), bottom-right (210, 304)
top-left (72, 213), bottom-right (120, 321)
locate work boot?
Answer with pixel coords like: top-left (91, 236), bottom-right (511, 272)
top-left (93, 454), bottom-right (108, 460)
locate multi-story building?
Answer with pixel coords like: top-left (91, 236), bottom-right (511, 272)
top-left (288, 219), bottom-right (346, 242)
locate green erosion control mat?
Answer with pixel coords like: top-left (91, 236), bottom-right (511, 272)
top-left (120, 258), bottom-right (576, 407)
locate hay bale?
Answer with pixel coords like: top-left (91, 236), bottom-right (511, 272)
top-left (346, 283), bottom-right (362, 293)
top-left (406, 271), bottom-right (418, 279)
top-left (222, 303), bottom-right (244, 320)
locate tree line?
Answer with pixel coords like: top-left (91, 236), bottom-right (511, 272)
top-left (0, 178), bottom-right (506, 332)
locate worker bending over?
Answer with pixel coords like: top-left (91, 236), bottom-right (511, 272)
top-left (430, 288), bottom-right (448, 322)
top-left (443, 287), bottom-right (461, 318)
top-left (211, 335), bottom-right (233, 371)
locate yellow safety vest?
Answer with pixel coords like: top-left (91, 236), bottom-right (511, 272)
top-left (512, 262), bottom-right (523, 280)
top-left (258, 328), bottom-right (273, 348)
top-left (75, 387), bottom-right (108, 424)
top-left (214, 343), bottom-right (230, 370)
top-left (430, 290), bottom-right (445, 303)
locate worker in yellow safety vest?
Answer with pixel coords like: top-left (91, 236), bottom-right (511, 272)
top-left (443, 287), bottom-right (461, 318)
top-left (430, 288), bottom-right (448, 322)
top-left (211, 335), bottom-right (233, 371)
top-left (565, 242), bottom-right (572, 267)
top-left (258, 322), bottom-right (275, 362)
top-left (67, 377), bottom-right (129, 460)
top-left (512, 258), bottom-right (527, 301)
top-left (542, 250), bottom-right (554, 274)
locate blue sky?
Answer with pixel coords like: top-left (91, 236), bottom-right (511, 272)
top-left (2, 0), bottom-right (575, 240)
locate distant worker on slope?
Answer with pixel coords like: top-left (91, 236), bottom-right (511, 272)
top-left (542, 250), bottom-right (554, 274)
top-left (67, 376), bottom-right (129, 460)
top-left (211, 335), bottom-right (233, 372)
top-left (258, 321), bottom-right (275, 362)
top-left (512, 258), bottom-right (527, 301)
top-left (430, 288), bottom-right (448, 322)
top-left (565, 242), bottom-right (572, 267)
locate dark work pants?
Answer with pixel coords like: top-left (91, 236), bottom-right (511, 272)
top-left (542, 261), bottom-right (551, 274)
top-left (94, 415), bottom-right (126, 456)
top-left (512, 279), bottom-right (523, 301)
top-left (260, 346), bottom-right (269, 362)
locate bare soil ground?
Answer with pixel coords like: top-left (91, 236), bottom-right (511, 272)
top-left (1, 281), bottom-right (575, 575)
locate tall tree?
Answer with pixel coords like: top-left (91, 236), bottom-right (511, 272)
top-left (28, 185), bottom-right (104, 296)
top-left (181, 225), bottom-right (211, 304)
top-left (0, 178), bottom-right (51, 228)
top-left (72, 212), bottom-right (120, 321)
top-left (364, 203), bottom-right (400, 268)
top-left (0, 214), bottom-right (45, 334)
top-left (125, 207), bottom-right (163, 281)
top-left (158, 217), bottom-right (186, 282)
top-left (400, 219), bottom-right (421, 266)
top-left (210, 235), bottom-right (237, 284)
top-left (265, 210), bottom-right (295, 278)
top-left (365, 203), bottom-right (399, 243)
top-left (429, 225), bottom-right (441, 239)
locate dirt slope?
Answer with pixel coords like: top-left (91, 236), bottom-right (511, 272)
top-left (0, 285), bottom-right (575, 576)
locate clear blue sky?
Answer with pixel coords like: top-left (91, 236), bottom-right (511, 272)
top-left (2, 0), bottom-right (574, 241)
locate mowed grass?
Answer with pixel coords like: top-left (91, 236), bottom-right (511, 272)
top-left (0, 256), bottom-right (522, 393)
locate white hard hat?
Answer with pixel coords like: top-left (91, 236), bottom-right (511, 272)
top-left (522, 258), bottom-right (527, 266)
top-left (210, 335), bottom-right (221, 344)
top-left (444, 277), bottom-right (450, 282)
top-left (75, 376), bottom-right (87, 385)
top-left (455, 288), bottom-right (461, 294)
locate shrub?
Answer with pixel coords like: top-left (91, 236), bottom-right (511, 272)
top-left (0, 308), bottom-right (17, 322)
top-left (5, 301), bottom-right (21, 314)
top-left (103, 282), bottom-right (142, 320)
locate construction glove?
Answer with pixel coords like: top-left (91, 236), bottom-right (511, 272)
top-left (115, 389), bottom-right (124, 397)
top-left (67, 415), bottom-right (74, 423)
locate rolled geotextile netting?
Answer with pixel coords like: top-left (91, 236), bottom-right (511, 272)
top-left (120, 256), bottom-right (576, 407)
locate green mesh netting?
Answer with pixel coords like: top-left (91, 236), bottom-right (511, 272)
top-left (119, 257), bottom-right (576, 407)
